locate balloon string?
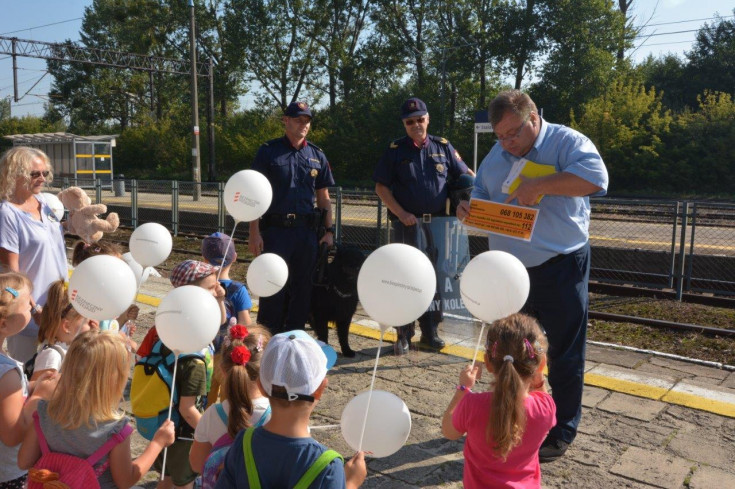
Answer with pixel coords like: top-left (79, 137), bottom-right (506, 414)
top-left (216, 221), bottom-right (239, 281)
top-left (471, 322), bottom-right (486, 370)
top-left (358, 329), bottom-right (383, 452)
top-left (160, 352), bottom-right (179, 481)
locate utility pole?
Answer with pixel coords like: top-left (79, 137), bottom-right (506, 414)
top-left (188, 0), bottom-right (202, 200)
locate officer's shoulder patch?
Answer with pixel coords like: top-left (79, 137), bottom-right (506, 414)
top-left (307, 141), bottom-right (324, 152)
top-left (431, 135), bottom-right (449, 145)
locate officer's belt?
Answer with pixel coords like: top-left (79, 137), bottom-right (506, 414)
top-left (388, 211), bottom-right (446, 223)
top-left (261, 212), bottom-right (318, 228)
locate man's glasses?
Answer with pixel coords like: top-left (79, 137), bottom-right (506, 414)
top-left (30, 170), bottom-right (50, 179)
top-left (496, 114), bottom-right (531, 142)
top-left (404, 117), bottom-right (426, 126)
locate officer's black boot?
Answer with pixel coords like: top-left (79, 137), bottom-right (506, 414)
top-left (418, 317), bottom-right (445, 349)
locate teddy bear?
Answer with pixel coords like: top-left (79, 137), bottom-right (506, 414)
top-left (57, 186), bottom-right (120, 243)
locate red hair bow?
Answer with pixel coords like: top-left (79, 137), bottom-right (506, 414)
top-left (230, 325), bottom-right (249, 340)
top-left (231, 346), bottom-right (251, 365)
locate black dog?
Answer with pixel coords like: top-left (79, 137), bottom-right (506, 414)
top-left (310, 245), bottom-right (365, 357)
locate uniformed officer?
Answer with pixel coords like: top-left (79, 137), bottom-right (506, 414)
top-left (374, 97), bottom-right (472, 353)
top-left (248, 101), bottom-right (335, 334)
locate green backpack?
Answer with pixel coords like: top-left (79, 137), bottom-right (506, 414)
top-left (242, 427), bottom-right (343, 489)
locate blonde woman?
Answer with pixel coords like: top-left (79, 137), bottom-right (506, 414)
top-left (18, 330), bottom-right (175, 488)
top-left (0, 147), bottom-right (67, 363)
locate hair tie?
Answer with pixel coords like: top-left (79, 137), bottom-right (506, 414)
top-left (4, 287), bottom-right (19, 298)
top-left (524, 338), bottom-right (536, 359)
top-left (229, 324), bottom-right (249, 340)
top-left (503, 355), bottom-right (514, 363)
top-left (491, 341), bottom-right (498, 358)
top-left (230, 345), bottom-right (251, 365)
top-left (256, 334), bottom-right (264, 352)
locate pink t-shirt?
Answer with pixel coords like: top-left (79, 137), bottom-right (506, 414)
top-left (452, 390), bottom-right (556, 489)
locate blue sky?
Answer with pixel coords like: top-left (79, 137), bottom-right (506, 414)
top-left (1, 0), bottom-right (733, 117)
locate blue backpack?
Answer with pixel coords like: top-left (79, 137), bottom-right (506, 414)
top-left (200, 403), bottom-right (271, 489)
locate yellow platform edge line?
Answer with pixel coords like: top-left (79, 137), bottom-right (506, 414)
top-left (137, 293), bottom-right (735, 418)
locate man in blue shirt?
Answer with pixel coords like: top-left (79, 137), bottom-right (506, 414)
top-left (457, 90), bottom-right (608, 462)
top-left (374, 97), bottom-right (471, 353)
top-left (249, 101), bottom-right (335, 334)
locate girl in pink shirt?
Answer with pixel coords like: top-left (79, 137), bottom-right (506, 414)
top-left (442, 313), bottom-right (556, 488)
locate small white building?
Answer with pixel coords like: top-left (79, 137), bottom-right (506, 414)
top-left (4, 132), bottom-right (117, 188)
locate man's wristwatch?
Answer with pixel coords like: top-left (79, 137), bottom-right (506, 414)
top-left (325, 226), bottom-right (336, 234)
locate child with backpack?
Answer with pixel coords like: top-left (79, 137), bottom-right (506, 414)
top-left (215, 330), bottom-right (367, 489)
top-left (0, 272), bottom-right (58, 489)
top-left (28, 278), bottom-right (92, 380)
top-left (201, 232), bottom-right (252, 407)
top-left (132, 259), bottom-right (224, 489)
top-left (441, 313), bottom-right (556, 489)
top-left (17, 330), bottom-right (175, 489)
top-left (189, 324), bottom-right (271, 488)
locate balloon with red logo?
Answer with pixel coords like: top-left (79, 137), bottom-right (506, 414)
top-left (224, 170), bottom-right (273, 222)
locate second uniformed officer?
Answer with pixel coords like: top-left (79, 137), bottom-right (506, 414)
top-left (374, 97), bottom-right (471, 353)
top-left (248, 101), bottom-right (335, 334)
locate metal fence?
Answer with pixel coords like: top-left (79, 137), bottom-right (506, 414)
top-left (54, 178), bottom-right (735, 297)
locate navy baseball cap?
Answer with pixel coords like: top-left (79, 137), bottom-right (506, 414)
top-left (284, 101), bottom-right (312, 118)
top-left (400, 97), bottom-right (428, 119)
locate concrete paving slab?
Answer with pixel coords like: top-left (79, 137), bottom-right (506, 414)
top-left (648, 356), bottom-right (730, 381)
top-left (586, 364), bottom-right (675, 401)
top-left (582, 385), bottom-right (609, 408)
top-left (597, 392), bottom-right (667, 421)
top-left (689, 466), bottom-right (735, 489)
top-left (576, 409), bottom-right (615, 436)
top-left (609, 446), bottom-right (692, 488)
top-left (666, 430), bottom-right (735, 471)
top-left (603, 416), bottom-right (676, 450)
top-left (586, 344), bottom-right (649, 369)
top-left (721, 371), bottom-right (735, 389)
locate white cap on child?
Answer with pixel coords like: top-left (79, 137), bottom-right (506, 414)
top-left (260, 330), bottom-right (328, 402)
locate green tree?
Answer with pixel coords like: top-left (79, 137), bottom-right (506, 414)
top-left (683, 11), bottom-right (735, 108)
top-left (635, 54), bottom-right (688, 112)
top-left (571, 77), bottom-right (671, 191)
top-left (530, 0), bottom-right (627, 122)
top-left (0, 97), bottom-right (10, 122)
top-left (225, 0), bottom-right (323, 110)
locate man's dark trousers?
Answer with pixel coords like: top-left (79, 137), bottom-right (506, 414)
top-left (524, 242), bottom-right (590, 444)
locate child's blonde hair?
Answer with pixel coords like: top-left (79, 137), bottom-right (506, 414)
top-left (485, 313), bottom-right (548, 460)
top-left (220, 324), bottom-right (271, 438)
top-left (0, 272), bottom-right (32, 320)
top-left (47, 330), bottom-right (129, 429)
top-left (38, 279), bottom-right (84, 344)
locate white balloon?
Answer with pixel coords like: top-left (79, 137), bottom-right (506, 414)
top-left (459, 250), bottom-right (530, 323)
top-left (68, 255), bottom-right (137, 321)
top-left (122, 252), bottom-right (144, 286)
top-left (129, 222), bottom-right (173, 268)
top-left (357, 243), bottom-right (435, 327)
top-left (224, 170), bottom-right (273, 222)
top-left (42, 192), bottom-right (65, 221)
top-left (341, 390), bottom-right (412, 458)
top-left (155, 285), bottom-right (221, 353)
top-left (246, 253), bottom-right (288, 297)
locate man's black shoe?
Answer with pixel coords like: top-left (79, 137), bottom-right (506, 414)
top-left (393, 337), bottom-right (410, 355)
top-left (539, 437), bottom-right (569, 463)
top-left (419, 335), bottom-right (445, 349)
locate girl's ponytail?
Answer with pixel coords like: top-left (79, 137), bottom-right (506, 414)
top-left (220, 325), bottom-right (271, 438)
top-left (485, 314), bottom-right (548, 459)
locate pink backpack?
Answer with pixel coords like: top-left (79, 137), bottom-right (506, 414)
top-left (27, 411), bottom-right (133, 489)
